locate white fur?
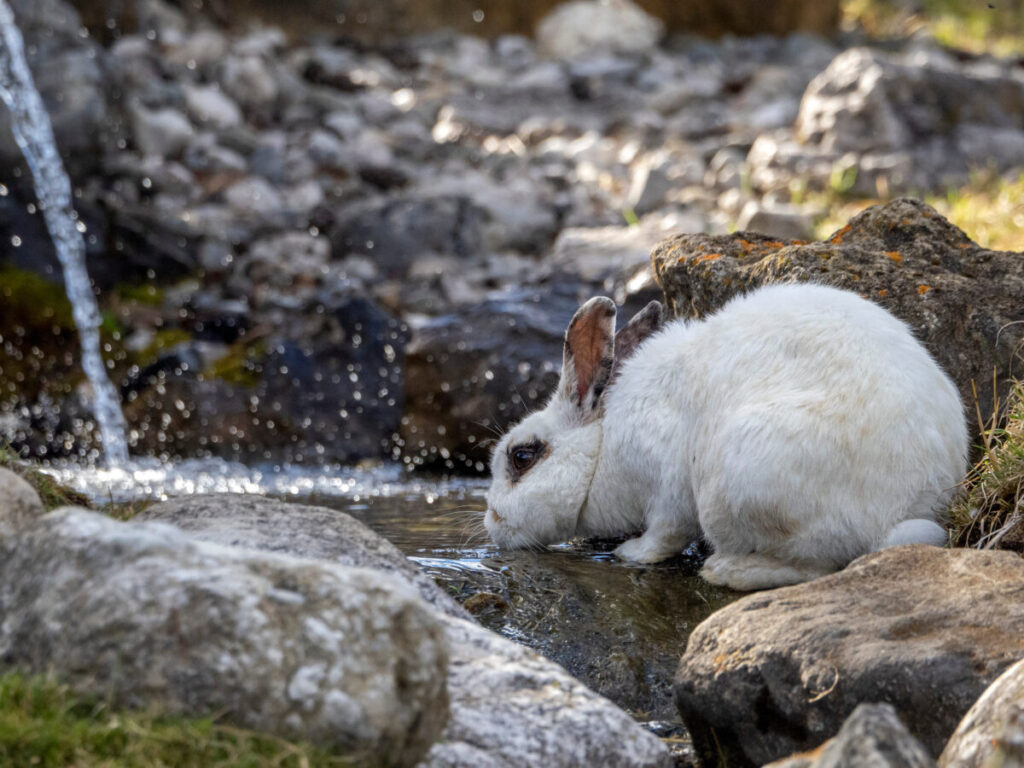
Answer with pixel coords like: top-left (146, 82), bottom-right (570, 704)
top-left (485, 284), bottom-right (968, 590)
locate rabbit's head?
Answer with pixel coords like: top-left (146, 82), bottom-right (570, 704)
top-left (484, 297), bottom-right (663, 549)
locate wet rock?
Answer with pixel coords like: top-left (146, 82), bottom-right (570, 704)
top-left (223, 176), bottom-right (285, 217)
top-left (0, 466), bottom-right (43, 536)
top-left (424, 615), bottom-right (673, 768)
top-left (548, 218), bottom-right (685, 300)
top-left (183, 83), bottom-right (243, 129)
top-left (399, 287), bottom-right (575, 472)
top-left (765, 704), bottom-right (935, 768)
top-left (124, 296), bottom-right (406, 464)
top-left (735, 200), bottom-right (815, 240)
top-left (330, 194), bottom-right (489, 279)
top-left (233, 230), bottom-right (332, 307)
top-left (136, 494), bottom-right (672, 768)
top-left (940, 657), bottom-right (1024, 768)
top-left (674, 546), bottom-right (1024, 767)
top-left (536, 0), bottom-right (664, 60)
top-left (1, 0), bottom-right (107, 173)
top-left (651, 198), bottom-right (1024, 436)
top-left (219, 54), bottom-right (280, 110)
top-left (0, 507), bottom-right (449, 766)
top-left (130, 103), bottom-right (195, 158)
top-left (430, 169), bottom-right (559, 254)
top-left (138, 493), bottom-right (469, 619)
top-left (164, 28), bottom-right (228, 71)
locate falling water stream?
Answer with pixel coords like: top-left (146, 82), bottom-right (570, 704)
top-left (0, 0), bottom-right (129, 466)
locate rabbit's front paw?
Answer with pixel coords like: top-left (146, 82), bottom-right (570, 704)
top-left (614, 536), bottom-right (673, 564)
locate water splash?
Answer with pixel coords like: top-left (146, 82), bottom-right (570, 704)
top-left (0, 0), bottom-right (128, 466)
top-left (45, 457), bottom-right (489, 504)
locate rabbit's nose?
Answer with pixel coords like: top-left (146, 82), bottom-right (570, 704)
top-left (487, 509), bottom-right (502, 523)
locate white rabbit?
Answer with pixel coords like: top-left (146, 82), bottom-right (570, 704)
top-left (484, 283), bottom-right (968, 591)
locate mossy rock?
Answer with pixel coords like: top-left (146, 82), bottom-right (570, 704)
top-left (0, 447), bottom-right (90, 511)
top-left (0, 265), bottom-right (81, 402)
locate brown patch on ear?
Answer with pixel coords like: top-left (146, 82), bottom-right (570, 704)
top-left (611, 301), bottom-right (663, 382)
top-left (562, 297), bottom-right (616, 408)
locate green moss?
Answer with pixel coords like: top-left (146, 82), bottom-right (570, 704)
top-left (949, 384), bottom-right (1024, 553)
top-left (0, 447), bottom-right (91, 511)
top-left (203, 340), bottom-right (268, 387)
top-left (0, 265), bottom-right (82, 402)
top-left (135, 328), bottom-right (195, 367)
top-left (843, 0), bottom-right (1024, 56)
top-left (0, 673), bottom-right (355, 768)
top-left (115, 283), bottom-right (166, 307)
top-left (0, 265), bottom-right (74, 330)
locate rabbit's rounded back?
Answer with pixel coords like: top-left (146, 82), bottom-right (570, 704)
top-left (599, 283), bottom-right (967, 564)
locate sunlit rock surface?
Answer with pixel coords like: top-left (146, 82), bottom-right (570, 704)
top-left (139, 493), bottom-right (471, 619)
top-left (0, 507), bottom-right (450, 766)
top-left (674, 545), bottom-right (1024, 767)
top-left (0, 465), bottom-right (43, 535)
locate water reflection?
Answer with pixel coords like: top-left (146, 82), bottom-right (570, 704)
top-left (311, 489), bottom-right (737, 722)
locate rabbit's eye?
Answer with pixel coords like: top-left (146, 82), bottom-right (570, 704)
top-left (507, 440), bottom-right (547, 481)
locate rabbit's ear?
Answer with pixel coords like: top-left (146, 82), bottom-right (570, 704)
top-left (559, 296), bottom-right (616, 417)
top-left (614, 300), bottom-right (663, 365)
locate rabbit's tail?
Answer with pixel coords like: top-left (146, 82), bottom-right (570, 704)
top-left (876, 519), bottom-right (947, 551)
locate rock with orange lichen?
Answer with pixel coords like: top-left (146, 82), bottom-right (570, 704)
top-left (675, 545), bottom-right (1024, 768)
top-left (651, 198), bottom-right (1024, 431)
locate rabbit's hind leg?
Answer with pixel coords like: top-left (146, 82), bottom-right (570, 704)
top-left (701, 552), bottom-right (833, 591)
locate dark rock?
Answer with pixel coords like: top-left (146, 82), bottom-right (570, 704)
top-left (940, 657), bottom-right (1024, 768)
top-left (330, 194), bottom-right (490, 279)
top-left (1, 0), bottom-right (108, 175)
top-left (123, 296), bottom-right (406, 464)
top-left (674, 545), bottom-right (1024, 767)
top-left (765, 704), bottom-right (935, 768)
top-left (651, 198), bottom-right (1024, 438)
top-left (399, 287), bottom-right (575, 472)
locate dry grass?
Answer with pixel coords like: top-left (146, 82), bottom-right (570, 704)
top-left (813, 172), bottom-right (1024, 253)
top-left (949, 382), bottom-right (1024, 552)
top-left (842, 0), bottom-right (1024, 57)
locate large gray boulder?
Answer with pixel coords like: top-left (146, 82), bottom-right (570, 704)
top-left (651, 198), bottom-right (1024, 438)
top-left (142, 494), bottom-right (673, 768)
top-left (749, 48), bottom-right (1024, 196)
top-left (0, 466), bottom-right (44, 536)
top-left (423, 615), bottom-right (673, 768)
top-left (138, 493), bottom-right (470, 619)
top-left (941, 657), bottom-right (1024, 768)
top-left (0, 507), bottom-right (449, 766)
top-left (674, 545), bottom-right (1024, 767)
top-left (766, 704), bottom-right (935, 768)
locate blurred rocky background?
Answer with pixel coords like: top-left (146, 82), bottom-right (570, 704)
top-left (1, 0), bottom-right (1022, 471)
